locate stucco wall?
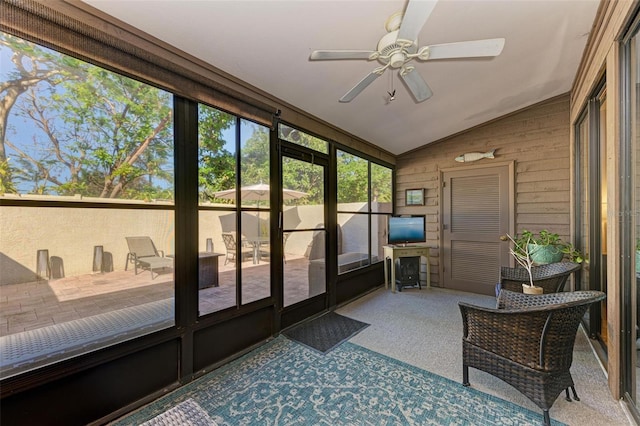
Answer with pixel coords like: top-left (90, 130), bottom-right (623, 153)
top-left (0, 198), bottom-right (381, 285)
top-left (0, 204), bottom-right (176, 285)
top-left (395, 94), bottom-right (571, 287)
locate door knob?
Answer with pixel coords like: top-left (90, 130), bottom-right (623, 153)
top-left (499, 235), bottom-right (508, 241)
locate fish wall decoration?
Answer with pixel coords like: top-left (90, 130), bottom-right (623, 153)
top-left (455, 149), bottom-right (495, 163)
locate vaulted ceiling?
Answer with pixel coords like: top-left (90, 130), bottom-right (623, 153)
top-left (82, 0), bottom-right (599, 155)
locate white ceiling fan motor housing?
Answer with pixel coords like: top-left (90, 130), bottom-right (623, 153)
top-left (377, 30), bottom-right (411, 68)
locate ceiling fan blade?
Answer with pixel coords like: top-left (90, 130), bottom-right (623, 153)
top-left (339, 71), bottom-right (382, 103)
top-left (310, 50), bottom-right (375, 60)
top-left (397, 0), bottom-right (438, 44)
top-left (399, 68), bottom-right (433, 103)
top-left (425, 38), bottom-right (505, 60)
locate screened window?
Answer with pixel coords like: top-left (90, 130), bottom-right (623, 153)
top-left (198, 104), bottom-right (237, 314)
top-left (197, 108), bottom-right (272, 315)
top-left (279, 124), bottom-right (328, 154)
top-left (337, 150), bottom-right (392, 273)
top-left (0, 32), bottom-right (175, 378)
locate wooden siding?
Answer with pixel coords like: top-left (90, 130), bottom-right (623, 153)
top-left (396, 94), bottom-right (571, 287)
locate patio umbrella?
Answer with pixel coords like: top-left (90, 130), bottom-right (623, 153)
top-left (213, 183), bottom-right (307, 237)
top-left (213, 183), bottom-right (307, 203)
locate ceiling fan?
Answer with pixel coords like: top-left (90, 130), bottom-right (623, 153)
top-left (309, 0), bottom-right (505, 103)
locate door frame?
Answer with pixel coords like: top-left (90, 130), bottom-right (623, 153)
top-left (439, 160), bottom-right (515, 290)
top-left (277, 141), bottom-right (330, 328)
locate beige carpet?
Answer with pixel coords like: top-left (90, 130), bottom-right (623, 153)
top-left (336, 287), bottom-right (631, 426)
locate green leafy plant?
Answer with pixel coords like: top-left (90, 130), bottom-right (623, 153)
top-left (518, 229), bottom-right (561, 246)
top-left (561, 243), bottom-right (587, 264)
top-left (511, 229), bottom-right (586, 264)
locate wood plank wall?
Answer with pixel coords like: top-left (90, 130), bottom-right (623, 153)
top-left (395, 94), bottom-right (571, 287)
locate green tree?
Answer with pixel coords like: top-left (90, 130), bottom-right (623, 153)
top-left (337, 151), bottom-right (369, 204)
top-left (198, 105), bottom-right (235, 201)
top-left (371, 163), bottom-right (392, 203)
top-left (282, 156), bottom-right (324, 205)
top-left (0, 32), bottom-right (79, 193)
top-left (2, 33), bottom-right (175, 199)
top-left (240, 122), bottom-right (270, 188)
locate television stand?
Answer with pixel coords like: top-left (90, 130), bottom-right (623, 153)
top-left (383, 244), bottom-right (431, 293)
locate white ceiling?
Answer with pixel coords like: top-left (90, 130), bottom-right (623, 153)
top-left (82, 0), bottom-right (599, 155)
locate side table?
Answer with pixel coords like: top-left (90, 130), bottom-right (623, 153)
top-left (199, 252), bottom-right (222, 289)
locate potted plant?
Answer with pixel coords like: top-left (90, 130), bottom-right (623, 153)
top-left (517, 230), bottom-right (563, 264)
top-left (506, 233), bottom-right (543, 294)
top-left (514, 230), bottom-right (586, 265)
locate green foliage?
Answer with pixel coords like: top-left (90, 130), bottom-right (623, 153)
top-left (198, 105), bottom-right (235, 201)
top-left (240, 123), bottom-right (270, 189)
top-left (279, 125), bottom-right (327, 152)
top-left (2, 32), bottom-right (175, 199)
top-left (371, 163), bottom-right (393, 203)
top-left (2, 32), bottom-right (393, 206)
top-left (337, 151), bottom-right (368, 204)
top-left (512, 229), bottom-right (586, 264)
top-left (519, 229), bottom-right (561, 245)
top-left (282, 155), bottom-right (323, 205)
top-left (0, 159), bottom-right (17, 194)
top-left (560, 243), bottom-right (586, 264)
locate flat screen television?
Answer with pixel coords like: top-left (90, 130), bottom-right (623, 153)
top-left (388, 215), bottom-right (426, 245)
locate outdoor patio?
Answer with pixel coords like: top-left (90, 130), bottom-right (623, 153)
top-left (0, 254), bottom-right (312, 337)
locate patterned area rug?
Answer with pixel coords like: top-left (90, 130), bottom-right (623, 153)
top-left (282, 311), bottom-right (369, 353)
top-left (113, 337), bottom-right (565, 426)
top-left (141, 398), bottom-right (216, 426)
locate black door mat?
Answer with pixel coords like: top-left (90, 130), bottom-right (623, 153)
top-left (282, 312), bottom-right (369, 354)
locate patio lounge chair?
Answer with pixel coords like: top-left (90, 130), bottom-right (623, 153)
top-left (221, 232), bottom-right (253, 265)
top-left (125, 236), bottom-right (173, 279)
top-left (459, 289), bottom-right (606, 426)
top-left (499, 261), bottom-right (581, 294)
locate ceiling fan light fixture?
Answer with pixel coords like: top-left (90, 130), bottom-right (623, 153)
top-left (390, 52), bottom-right (406, 68)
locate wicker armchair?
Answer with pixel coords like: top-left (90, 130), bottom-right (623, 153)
top-left (499, 261), bottom-right (581, 294)
top-left (459, 289), bottom-right (606, 426)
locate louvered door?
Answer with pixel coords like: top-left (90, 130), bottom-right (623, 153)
top-left (442, 165), bottom-right (512, 295)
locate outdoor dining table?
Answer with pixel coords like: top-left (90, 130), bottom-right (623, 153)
top-left (246, 237), bottom-right (270, 264)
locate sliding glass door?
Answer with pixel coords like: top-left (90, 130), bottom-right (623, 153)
top-left (574, 81), bottom-right (608, 352)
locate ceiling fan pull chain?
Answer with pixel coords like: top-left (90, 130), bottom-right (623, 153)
top-left (387, 72), bottom-right (396, 101)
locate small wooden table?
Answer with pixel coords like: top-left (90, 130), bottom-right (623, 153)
top-left (383, 245), bottom-right (431, 293)
top-left (199, 252), bottom-right (222, 289)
